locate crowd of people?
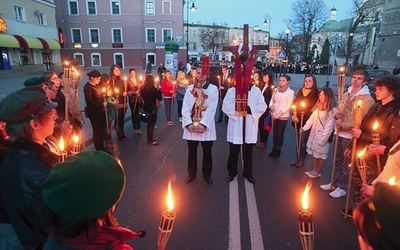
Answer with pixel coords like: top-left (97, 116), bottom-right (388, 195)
top-left (0, 51), bottom-right (400, 248)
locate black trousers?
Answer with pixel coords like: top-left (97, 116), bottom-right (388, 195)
top-left (227, 142), bottom-right (254, 177)
top-left (115, 107), bottom-right (126, 139)
top-left (88, 111), bottom-right (106, 150)
top-left (187, 140), bottom-right (213, 178)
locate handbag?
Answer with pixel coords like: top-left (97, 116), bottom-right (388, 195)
top-left (138, 108), bottom-right (153, 123)
top-left (263, 113), bottom-right (272, 131)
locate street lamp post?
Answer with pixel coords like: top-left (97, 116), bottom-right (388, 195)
top-left (185, 0), bottom-right (196, 64)
top-left (263, 13), bottom-right (271, 48)
top-left (284, 28), bottom-right (290, 75)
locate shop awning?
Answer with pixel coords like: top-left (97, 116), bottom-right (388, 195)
top-left (0, 34), bottom-right (19, 48)
top-left (38, 37), bottom-right (61, 50)
top-left (14, 35), bottom-right (43, 49)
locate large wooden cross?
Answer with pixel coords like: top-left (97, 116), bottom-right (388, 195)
top-left (222, 24), bottom-right (270, 62)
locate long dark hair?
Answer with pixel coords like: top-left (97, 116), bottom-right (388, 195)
top-left (303, 74), bottom-right (319, 92)
top-left (141, 74), bottom-right (156, 92)
top-left (109, 64), bottom-right (122, 80)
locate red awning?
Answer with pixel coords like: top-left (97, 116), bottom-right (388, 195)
top-left (14, 35), bottom-right (28, 49)
top-left (37, 37), bottom-right (50, 50)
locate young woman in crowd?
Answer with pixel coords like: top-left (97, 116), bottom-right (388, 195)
top-left (290, 74), bottom-right (319, 168)
top-left (161, 70), bottom-right (176, 126)
top-left (140, 74), bottom-right (162, 145)
top-left (302, 88), bottom-right (336, 178)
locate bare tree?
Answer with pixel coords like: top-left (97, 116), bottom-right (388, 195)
top-left (290, 0), bottom-right (328, 61)
top-left (344, 0), bottom-right (382, 65)
top-left (199, 25), bottom-right (228, 58)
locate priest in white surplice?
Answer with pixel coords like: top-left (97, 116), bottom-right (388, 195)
top-left (223, 84), bottom-right (267, 184)
top-left (182, 69), bottom-right (218, 185)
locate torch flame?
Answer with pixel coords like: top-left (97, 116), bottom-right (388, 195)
top-left (291, 105), bottom-right (297, 110)
top-left (356, 99), bottom-right (363, 108)
top-left (72, 135), bottom-right (79, 144)
top-left (139, 75), bottom-right (143, 81)
top-left (228, 78), bottom-right (231, 83)
top-left (357, 147), bottom-right (367, 158)
top-left (102, 87), bottom-right (106, 93)
top-left (167, 182), bottom-right (174, 211)
top-left (59, 137), bottom-right (65, 151)
top-left (300, 101), bottom-right (306, 108)
top-left (115, 88), bottom-right (119, 94)
top-left (389, 176), bottom-right (396, 185)
top-left (373, 121), bottom-right (379, 131)
top-left (302, 182), bottom-right (312, 211)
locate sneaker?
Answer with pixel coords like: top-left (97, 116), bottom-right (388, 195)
top-left (340, 208), bottom-right (353, 218)
top-left (308, 172), bottom-right (321, 179)
top-left (179, 117), bottom-right (182, 122)
top-left (304, 170), bottom-right (314, 176)
top-left (329, 187), bottom-right (346, 198)
top-left (320, 183), bottom-right (335, 191)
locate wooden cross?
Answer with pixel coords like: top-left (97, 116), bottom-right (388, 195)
top-left (222, 24), bottom-right (270, 60)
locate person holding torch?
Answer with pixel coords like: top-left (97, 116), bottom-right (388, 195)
top-left (341, 75), bottom-right (400, 217)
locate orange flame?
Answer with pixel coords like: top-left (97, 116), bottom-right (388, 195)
top-left (300, 101), bottom-right (306, 108)
top-left (139, 75), bottom-right (143, 81)
top-left (389, 176), bottom-right (396, 185)
top-left (373, 121), bottom-right (379, 131)
top-left (167, 182), bottom-right (174, 211)
top-left (356, 99), bottom-right (363, 108)
top-left (291, 105), bottom-right (297, 110)
top-left (72, 135), bottom-right (79, 144)
top-left (357, 147), bottom-right (367, 158)
top-left (59, 137), bottom-right (65, 151)
top-left (102, 87), bottom-right (106, 93)
top-left (302, 182), bottom-right (312, 210)
top-left (115, 88), bottom-right (119, 94)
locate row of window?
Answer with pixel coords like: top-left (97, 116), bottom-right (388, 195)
top-left (14, 5), bottom-right (47, 25)
top-left (71, 27), bottom-right (172, 44)
top-left (73, 52), bottom-right (156, 67)
top-left (68, 1), bottom-right (171, 16)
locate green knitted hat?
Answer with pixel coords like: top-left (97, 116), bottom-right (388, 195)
top-left (42, 151), bottom-right (126, 220)
top-left (372, 182), bottom-right (400, 249)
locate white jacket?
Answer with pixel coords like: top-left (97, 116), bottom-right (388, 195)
top-left (269, 87), bottom-right (294, 120)
top-left (302, 108), bottom-right (336, 155)
top-left (223, 86), bottom-right (267, 144)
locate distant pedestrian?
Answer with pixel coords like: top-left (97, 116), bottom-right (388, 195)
top-left (146, 62), bottom-right (152, 73)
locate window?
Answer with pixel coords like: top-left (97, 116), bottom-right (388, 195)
top-left (74, 53), bottom-right (84, 66)
top-left (87, 1), bottom-right (97, 15)
top-left (112, 29), bottom-right (122, 43)
top-left (69, 1), bottom-right (78, 15)
top-left (162, 1), bottom-right (171, 14)
top-left (146, 28), bottom-right (156, 43)
top-left (91, 53), bottom-right (101, 66)
top-left (14, 5), bottom-right (25, 21)
top-left (89, 28), bottom-right (99, 43)
top-left (193, 42), bottom-right (197, 50)
top-left (38, 13), bottom-right (46, 25)
top-left (145, 1), bottom-right (155, 15)
top-left (71, 29), bottom-right (82, 43)
top-left (162, 29), bottom-right (172, 43)
top-left (111, 1), bottom-right (120, 15)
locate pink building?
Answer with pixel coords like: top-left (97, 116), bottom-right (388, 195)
top-left (55, 0), bottom-right (185, 69)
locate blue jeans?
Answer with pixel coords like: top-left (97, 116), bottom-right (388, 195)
top-left (164, 97), bottom-right (173, 122)
top-left (332, 136), bottom-right (351, 190)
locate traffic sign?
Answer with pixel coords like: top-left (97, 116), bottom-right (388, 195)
top-left (278, 51), bottom-right (286, 58)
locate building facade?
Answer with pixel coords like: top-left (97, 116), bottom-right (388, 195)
top-left (55, 0), bottom-right (184, 70)
top-left (0, 0), bottom-right (61, 72)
